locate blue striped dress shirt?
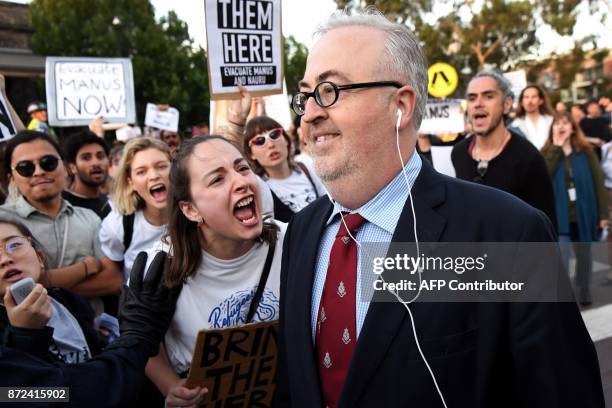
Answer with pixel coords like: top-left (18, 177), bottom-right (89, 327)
top-left (311, 152), bottom-right (422, 342)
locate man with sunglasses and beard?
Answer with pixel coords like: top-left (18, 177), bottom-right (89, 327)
top-left (62, 131), bottom-right (111, 219)
top-left (0, 131), bottom-right (122, 314)
top-left (451, 71), bottom-right (557, 230)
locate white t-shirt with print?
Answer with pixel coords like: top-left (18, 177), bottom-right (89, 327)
top-left (163, 221), bottom-right (286, 374)
top-left (99, 209), bottom-right (167, 280)
top-left (265, 160), bottom-right (327, 213)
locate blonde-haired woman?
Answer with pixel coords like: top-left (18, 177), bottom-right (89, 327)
top-left (99, 137), bottom-right (172, 282)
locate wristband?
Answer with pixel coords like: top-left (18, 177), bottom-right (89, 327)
top-left (82, 260), bottom-right (89, 278)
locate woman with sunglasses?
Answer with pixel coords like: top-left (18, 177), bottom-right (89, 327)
top-left (145, 135), bottom-right (284, 408)
top-left (99, 138), bottom-right (172, 283)
top-left (244, 116), bottom-right (326, 223)
top-left (541, 112), bottom-right (609, 306)
top-left (0, 217), bottom-right (102, 364)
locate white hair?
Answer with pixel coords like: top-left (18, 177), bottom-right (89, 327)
top-left (314, 7), bottom-right (429, 129)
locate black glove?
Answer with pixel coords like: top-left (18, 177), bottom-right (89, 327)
top-left (117, 251), bottom-right (180, 356)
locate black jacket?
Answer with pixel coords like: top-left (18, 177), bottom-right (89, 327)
top-left (1, 287), bottom-right (102, 363)
top-left (0, 338), bottom-right (149, 407)
top-left (275, 162), bottom-right (603, 407)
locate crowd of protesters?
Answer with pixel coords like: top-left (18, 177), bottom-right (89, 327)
top-left (0, 8), bottom-right (610, 406)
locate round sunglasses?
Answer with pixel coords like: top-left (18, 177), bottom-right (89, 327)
top-left (11, 155), bottom-right (60, 177)
top-left (248, 128), bottom-right (284, 147)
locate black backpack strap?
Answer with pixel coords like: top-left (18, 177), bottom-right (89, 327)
top-left (296, 161), bottom-right (319, 197)
top-left (246, 239), bottom-right (276, 324)
top-left (122, 213), bottom-right (136, 251)
top-left (272, 191), bottom-right (294, 222)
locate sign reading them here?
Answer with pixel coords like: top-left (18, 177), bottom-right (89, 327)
top-left (205, 0), bottom-right (283, 100)
top-left (45, 57), bottom-right (136, 127)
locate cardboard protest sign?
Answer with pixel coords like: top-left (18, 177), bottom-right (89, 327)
top-left (0, 93), bottom-right (17, 141)
top-left (144, 103), bottom-right (180, 132)
top-left (45, 57), bottom-right (136, 127)
top-left (186, 320), bottom-right (278, 407)
top-left (205, 0), bottom-right (283, 100)
top-left (419, 99), bottom-right (465, 135)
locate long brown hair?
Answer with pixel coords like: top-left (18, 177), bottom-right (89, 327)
top-left (515, 84), bottom-right (554, 117)
top-left (164, 135), bottom-right (279, 288)
top-left (541, 112), bottom-right (593, 154)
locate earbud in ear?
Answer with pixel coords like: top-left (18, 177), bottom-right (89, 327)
top-left (396, 109), bottom-right (402, 128)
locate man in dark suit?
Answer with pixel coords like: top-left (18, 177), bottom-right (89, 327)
top-left (276, 8), bottom-right (604, 408)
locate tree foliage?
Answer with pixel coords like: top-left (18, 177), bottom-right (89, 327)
top-left (334, 0), bottom-right (582, 74)
top-left (30, 0), bottom-right (209, 130)
top-left (284, 35), bottom-right (308, 95)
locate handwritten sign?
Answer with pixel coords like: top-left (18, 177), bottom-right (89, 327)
top-left (45, 57), bottom-right (136, 127)
top-left (144, 103), bottom-right (180, 132)
top-left (205, 0), bottom-right (283, 99)
top-left (419, 99), bottom-right (465, 135)
top-left (0, 93), bottom-right (17, 140)
top-left (186, 321), bottom-right (278, 407)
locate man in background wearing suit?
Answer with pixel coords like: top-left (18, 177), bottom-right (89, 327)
top-left (275, 8), bottom-right (604, 408)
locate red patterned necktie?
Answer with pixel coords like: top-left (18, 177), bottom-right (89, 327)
top-left (316, 212), bottom-right (366, 408)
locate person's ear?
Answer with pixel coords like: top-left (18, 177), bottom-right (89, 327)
top-left (395, 85), bottom-right (417, 130)
top-left (179, 201), bottom-right (202, 224)
top-left (67, 162), bottom-right (77, 176)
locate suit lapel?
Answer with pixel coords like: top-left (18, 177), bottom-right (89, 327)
top-left (286, 198), bottom-right (333, 404)
top-left (340, 163), bottom-right (447, 407)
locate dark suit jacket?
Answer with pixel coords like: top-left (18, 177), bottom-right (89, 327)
top-left (276, 162), bottom-right (604, 407)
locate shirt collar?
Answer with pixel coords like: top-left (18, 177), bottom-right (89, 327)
top-left (326, 152), bottom-right (422, 234)
top-left (15, 195), bottom-right (73, 218)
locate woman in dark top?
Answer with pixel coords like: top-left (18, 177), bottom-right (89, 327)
top-left (541, 112), bottom-right (609, 306)
top-left (0, 218), bottom-right (101, 363)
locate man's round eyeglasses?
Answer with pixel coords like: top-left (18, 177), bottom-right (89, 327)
top-left (291, 81), bottom-right (403, 116)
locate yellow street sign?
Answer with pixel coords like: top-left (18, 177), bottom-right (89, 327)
top-left (427, 62), bottom-right (458, 98)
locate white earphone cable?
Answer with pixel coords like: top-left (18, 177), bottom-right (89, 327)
top-left (335, 115), bottom-right (448, 408)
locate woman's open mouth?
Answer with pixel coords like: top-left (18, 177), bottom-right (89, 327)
top-left (149, 184), bottom-right (168, 202)
top-left (3, 269), bottom-right (24, 283)
top-left (233, 195), bottom-right (258, 226)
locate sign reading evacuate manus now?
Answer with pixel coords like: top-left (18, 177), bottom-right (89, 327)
top-left (45, 57), bottom-right (136, 127)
